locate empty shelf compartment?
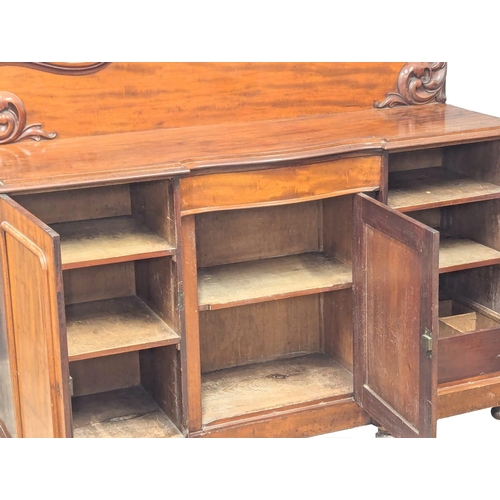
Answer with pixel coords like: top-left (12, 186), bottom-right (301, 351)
top-left (439, 238), bottom-right (500, 273)
top-left (388, 167), bottom-right (500, 212)
top-left (55, 216), bottom-right (175, 270)
top-left (66, 296), bottom-right (180, 361)
top-left (201, 353), bottom-right (353, 424)
top-left (72, 386), bottom-right (183, 438)
top-left (198, 252), bottom-right (352, 310)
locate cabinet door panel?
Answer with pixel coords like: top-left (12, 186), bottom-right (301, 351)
top-left (0, 195), bottom-right (71, 437)
top-left (353, 193), bottom-right (438, 438)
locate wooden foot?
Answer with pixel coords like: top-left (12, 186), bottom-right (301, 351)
top-left (492, 407), bottom-right (500, 420)
top-left (375, 427), bottom-right (393, 438)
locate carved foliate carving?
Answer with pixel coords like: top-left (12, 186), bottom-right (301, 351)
top-left (0, 62), bottom-right (111, 76)
top-left (0, 92), bottom-right (56, 145)
top-left (375, 62), bottom-right (447, 108)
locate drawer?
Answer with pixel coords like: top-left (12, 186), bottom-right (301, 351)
top-left (180, 155), bottom-right (382, 215)
top-left (438, 299), bottom-right (500, 383)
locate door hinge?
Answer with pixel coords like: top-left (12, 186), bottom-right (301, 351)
top-left (421, 328), bottom-right (433, 359)
top-left (69, 375), bottom-right (74, 396)
top-left (178, 290), bottom-right (184, 312)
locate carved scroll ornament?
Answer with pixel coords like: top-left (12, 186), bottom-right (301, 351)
top-left (0, 62), bottom-right (111, 76)
top-left (0, 92), bottom-right (56, 145)
top-left (375, 62), bottom-right (447, 108)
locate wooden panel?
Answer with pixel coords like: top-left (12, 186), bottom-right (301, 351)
top-left (180, 216), bottom-right (202, 431)
top-left (66, 296), bottom-right (180, 361)
top-left (180, 156), bottom-right (382, 215)
top-left (322, 195), bottom-right (353, 263)
top-left (388, 167), bottom-right (500, 212)
top-left (69, 352), bottom-right (140, 397)
top-left (442, 199), bottom-right (500, 252)
top-left (0, 264), bottom-right (16, 437)
top-left (439, 312), bottom-right (499, 335)
top-left (198, 253), bottom-right (352, 311)
top-left (202, 353), bottom-right (353, 425)
top-left (0, 63), bottom-right (404, 139)
top-left (135, 257), bottom-right (179, 332)
top-left (353, 193), bottom-right (439, 438)
top-left (409, 208), bottom-right (441, 229)
top-left (196, 201), bottom-right (321, 268)
top-left (439, 239), bottom-right (500, 273)
top-left (438, 328), bottom-right (500, 383)
top-left (176, 397), bottom-right (369, 438)
top-left (440, 266), bottom-right (500, 315)
top-left (444, 139), bottom-right (500, 185)
top-left (3, 105), bottom-right (500, 194)
top-left (438, 372), bottom-right (500, 418)
top-left (72, 386), bottom-right (182, 438)
top-left (12, 185), bottom-right (131, 224)
top-left (140, 346), bottom-right (182, 430)
top-left (63, 262), bottom-right (136, 305)
top-left (130, 180), bottom-right (176, 245)
top-left (199, 295), bottom-right (321, 373)
top-left (323, 288), bottom-right (354, 372)
top-left (54, 216), bottom-right (175, 270)
top-left (389, 148), bottom-right (443, 172)
top-left (0, 195), bottom-right (71, 438)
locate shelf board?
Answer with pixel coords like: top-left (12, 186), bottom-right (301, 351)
top-left (66, 296), bottom-right (180, 361)
top-left (198, 252), bottom-right (352, 310)
top-left (72, 386), bottom-right (183, 438)
top-left (388, 167), bottom-right (500, 212)
top-left (202, 353), bottom-right (353, 424)
top-left (439, 238), bottom-right (500, 273)
top-left (54, 216), bottom-right (175, 270)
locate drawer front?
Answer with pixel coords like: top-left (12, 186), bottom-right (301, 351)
top-left (438, 328), bottom-right (500, 383)
top-left (180, 155), bottom-right (382, 215)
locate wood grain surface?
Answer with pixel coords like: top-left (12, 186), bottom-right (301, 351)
top-left (195, 397), bottom-right (370, 438)
top-left (199, 295), bottom-right (322, 373)
top-left (198, 253), bottom-right (352, 310)
top-left (72, 386), bottom-right (182, 438)
top-left (353, 193), bottom-right (439, 438)
top-left (388, 167), bottom-right (500, 212)
top-left (1, 105), bottom-right (500, 194)
top-left (202, 353), bottom-right (353, 424)
top-left (55, 216), bottom-right (175, 270)
top-left (0, 63), bottom-right (405, 138)
top-left (195, 201), bottom-right (321, 268)
top-left (66, 296), bottom-right (180, 361)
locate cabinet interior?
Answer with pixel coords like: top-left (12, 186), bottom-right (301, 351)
top-left (12, 182), bottom-right (183, 437)
top-left (388, 141), bottom-right (500, 212)
top-left (195, 196), bottom-right (355, 424)
top-left (388, 144), bottom-right (500, 388)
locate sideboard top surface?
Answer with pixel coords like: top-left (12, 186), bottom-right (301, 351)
top-left (1, 104), bottom-right (500, 193)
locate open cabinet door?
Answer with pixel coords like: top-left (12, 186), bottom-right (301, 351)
top-left (353, 193), bottom-right (439, 438)
top-left (0, 195), bottom-right (71, 437)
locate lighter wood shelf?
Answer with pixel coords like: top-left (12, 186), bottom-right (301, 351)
top-left (202, 353), bottom-right (353, 424)
top-left (198, 252), bottom-right (352, 311)
top-left (388, 167), bottom-right (500, 212)
top-left (72, 386), bottom-right (183, 438)
top-left (439, 238), bottom-right (500, 273)
top-left (66, 296), bottom-right (180, 361)
top-left (54, 216), bottom-right (175, 270)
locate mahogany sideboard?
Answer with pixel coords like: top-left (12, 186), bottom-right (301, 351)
top-left (1, 62), bottom-right (500, 438)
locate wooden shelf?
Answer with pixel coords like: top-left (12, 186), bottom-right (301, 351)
top-left (54, 216), bottom-right (175, 270)
top-left (388, 167), bottom-right (500, 212)
top-left (72, 386), bottom-right (183, 438)
top-left (198, 252), bottom-right (352, 310)
top-left (439, 238), bottom-right (500, 273)
top-left (202, 353), bottom-right (353, 424)
top-left (66, 296), bottom-right (180, 361)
